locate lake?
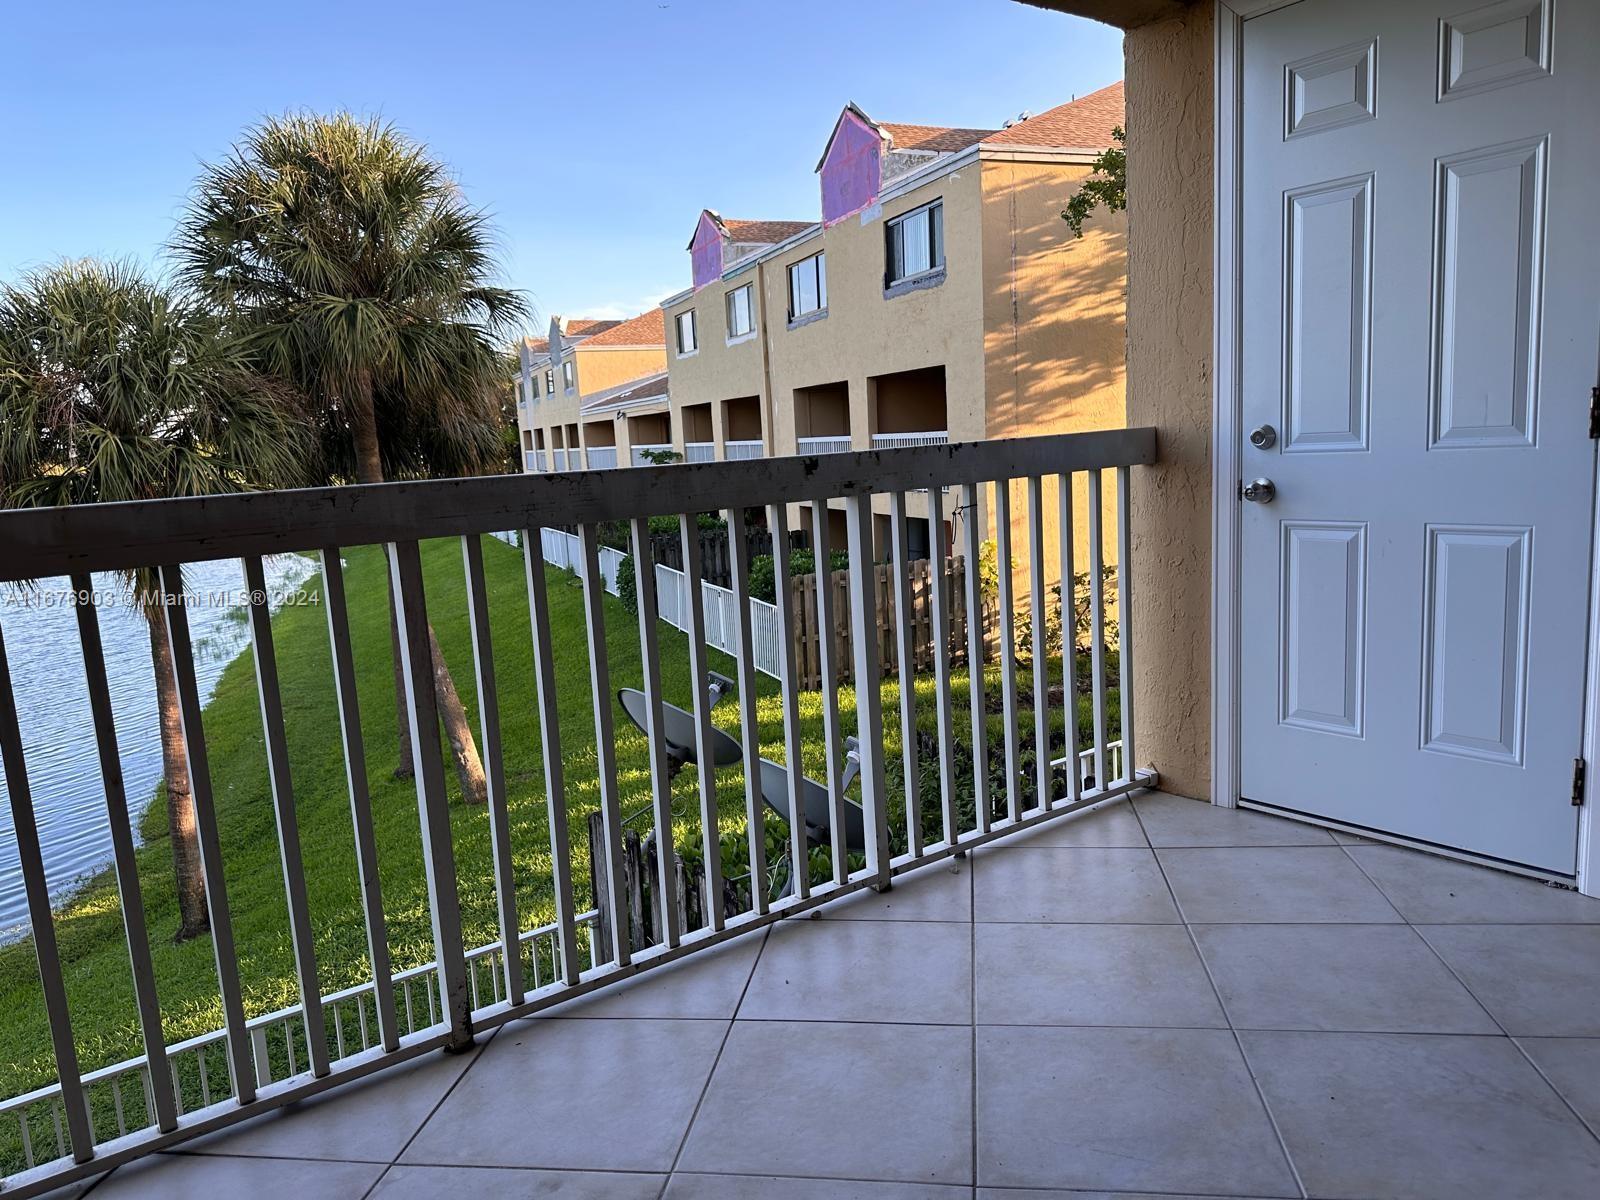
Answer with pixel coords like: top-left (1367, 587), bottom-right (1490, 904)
top-left (0, 556), bottom-right (317, 939)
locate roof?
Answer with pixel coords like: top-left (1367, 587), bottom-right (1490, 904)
top-left (879, 122), bottom-right (998, 154)
top-left (577, 308), bottom-right (665, 349)
top-left (981, 81), bottom-right (1124, 149)
top-left (565, 318), bottom-right (621, 337)
top-left (581, 369), bottom-right (670, 414)
top-left (721, 219), bottom-right (815, 244)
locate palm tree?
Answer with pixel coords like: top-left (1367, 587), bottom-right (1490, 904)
top-left (171, 112), bottom-right (527, 804)
top-left (0, 260), bottom-right (312, 941)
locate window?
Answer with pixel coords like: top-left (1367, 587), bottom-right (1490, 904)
top-left (725, 284), bottom-right (754, 339)
top-left (562, 360), bottom-right (575, 391)
top-left (531, 374), bottom-right (540, 399)
top-left (676, 309), bottom-right (698, 355)
top-left (886, 200), bottom-right (944, 286)
top-left (788, 251), bottom-right (827, 321)
top-left (545, 369), bottom-right (555, 394)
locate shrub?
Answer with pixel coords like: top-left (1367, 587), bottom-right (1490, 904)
top-left (747, 548), bottom-right (850, 603)
top-left (616, 553), bottom-right (637, 614)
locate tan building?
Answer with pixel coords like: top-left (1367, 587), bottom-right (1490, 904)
top-left (515, 309), bottom-right (669, 471)
top-left (659, 84), bottom-right (1128, 556)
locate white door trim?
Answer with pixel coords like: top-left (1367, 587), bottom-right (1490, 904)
top-left (1207, 0), bottom-right (1600, 896)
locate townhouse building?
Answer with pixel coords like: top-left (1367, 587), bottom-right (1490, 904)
top-left (660, 82), bottom-right (1128, 558)
top-left (515, 309), bottom-right (669, 471)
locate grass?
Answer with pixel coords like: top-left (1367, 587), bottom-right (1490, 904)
top-left (0, 533), bottom-right (1111, 1171)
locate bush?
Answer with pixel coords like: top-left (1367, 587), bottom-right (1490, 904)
top-left (616, 553), bottom-right (637, 614)
top-left (643, 512), bottom-right (726, 537)
top-left (747, 548), bottom-right (850, 603)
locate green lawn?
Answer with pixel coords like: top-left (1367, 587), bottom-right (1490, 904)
top-left (0, 533), bottom-right (1108, 1171)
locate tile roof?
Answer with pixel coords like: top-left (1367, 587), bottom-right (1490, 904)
top-left (577, 307), bottom-right (665, 349)
top-left (879, 122), bottom-right (998, 154)
top-left (565, 318), bottom-right (621, 337)
top-left (981, 80), bottom-right (1124, 149)
top-left (721, 219), bottom-right (815, 245)
top-left (581, 369), bottom-right (670, 413)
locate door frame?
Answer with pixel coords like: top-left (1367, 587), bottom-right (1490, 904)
top-left (1208, 0), bottom-right (1600, 896)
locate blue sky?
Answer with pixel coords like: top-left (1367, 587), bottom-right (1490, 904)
top-left (1, 1), bottom-right (1121, 331)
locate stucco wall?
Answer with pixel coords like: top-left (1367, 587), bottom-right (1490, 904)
top-left (664, 274), bottom-right (771, 452)
top-left (1123, 4), bottom-right (1214, 797)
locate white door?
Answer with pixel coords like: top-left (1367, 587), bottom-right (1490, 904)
top-left (1239, 0), bottom-right (1600, 873)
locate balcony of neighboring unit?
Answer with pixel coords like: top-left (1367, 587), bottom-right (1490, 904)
top-left (869, 365), bottom-right (948, 452)
top-left (628, 410), bottom-right (673, 466)
top-left (793, 381), bottom-right (851, 457)
top-left (721, 396), bottom-right (764, 461)
top-left (682, 402), bottom-right (714, 463)
top-left (583, 421), bottom-right (618, 470)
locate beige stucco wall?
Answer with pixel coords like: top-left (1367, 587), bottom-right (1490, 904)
top-left (1123, 4), bottom-right (1214, 798)
top-left (664, 273), bottom-right (772, 453)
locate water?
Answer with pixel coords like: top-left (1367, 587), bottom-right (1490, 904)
top-left (0, 556), bottom-right (317, 939)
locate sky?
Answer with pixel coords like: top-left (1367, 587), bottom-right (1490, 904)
top-left (0, 1), bottom-right (1122, 333)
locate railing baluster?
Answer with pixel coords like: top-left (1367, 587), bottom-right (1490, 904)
top-left (157, 562), bottom-right (257, 1103)
top-left (385, 542), bottom-right (473, 1050)
top-left (18, 1108), bottom-right (35, 1168)
top-left (768, 504), bottom-right (810, 901)
top-left (523, 531), bottom-right (581, 985)
top-left (888, 492), bottom-right (922, 857)
top-left (995, 481), bottom-right (1021, 823)
top-left (1116, 466), bottom-right (1138, 783)
top-left (318, 549), bottom-right (400, 1054)
top-left (961, 484), bottom-right (990, 834)
top-left (462, 534), bottom-right (524, 1006)
top-left (1086, 472), bottom-right (1110, 791)
top-left (1057, 476), bottom-right (1081, 804)
top-left (726, 507), bottom-right (770, 916)
top-left (927, 485), bottom-right (958, 847)
top-left (844, 495), bottom-right (891, 889)
top-left (0, 620), bottom-right (94, 1162)
top-left (680, 514), bottom-right (726, 930)
top-left (576, 523), bottom-right (631, 965)
top-left (250, 1027), bottom-right (272, 1090)
top-left (111, 1074), bottom-right (126, 1138)
top-left (243, 555), bottom-right (330, 1078)
top-left (810, 501), bottom-right (848, 882)
top-left (629, 519), bottom-right (683, 946)
top-left (1027, 478), bottom-right (1052, 812)
top-left (69, 574), bottom-right (179, 1132)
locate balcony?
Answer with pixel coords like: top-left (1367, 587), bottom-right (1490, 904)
top-left (630, 442), bottom-right (673, 466)
top-left (796, 434), bottom-right (851, 455)
top-left (551, 448), bottom-right (568, 471)
top-left (585, 446), bottom-right (617, 470)
top-left (723, 439), bottom-right (763, 461)
top-left (683, 441), bottom-right (715, 464)
top-left (872, 430), bottom-right (948, 450)
top-left (522, 450), bottom-right (538, 472)
top-left (1, 431), bottom-right (1597, 1199)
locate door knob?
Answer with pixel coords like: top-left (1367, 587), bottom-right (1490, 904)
top-left (1243, 478), bottom-right (1276, 504)
top-left (1249, 424), bottom-right (1277, 449)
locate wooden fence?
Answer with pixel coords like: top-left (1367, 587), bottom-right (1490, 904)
top-left (788, 556), bottom-right (996, 690)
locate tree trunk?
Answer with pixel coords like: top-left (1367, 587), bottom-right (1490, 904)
top-left (347, 372), bottom-right (486, 803)
top-left (146, 608), bottom-right (209, 941)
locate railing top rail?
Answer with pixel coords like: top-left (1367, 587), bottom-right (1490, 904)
top-left (0, 428), bottom-right (1156, 582)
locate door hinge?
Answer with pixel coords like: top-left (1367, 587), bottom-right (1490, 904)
top-left (1590, 387), bottom-right (1600, 439)
top-left (1573, 757), bottom-right (1586, 807)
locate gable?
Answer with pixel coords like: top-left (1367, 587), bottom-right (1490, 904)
top-left (819, 108), bottom-right (883, 226)
top-left (689, 211), bottom-right (724, 290)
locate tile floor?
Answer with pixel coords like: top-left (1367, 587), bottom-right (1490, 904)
top-left (48, 793), bottom-right (1600, 1199)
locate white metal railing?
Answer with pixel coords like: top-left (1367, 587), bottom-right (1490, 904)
top-left (631, 442), bottom-right (673, 466)
top-left (796, 435), bottom-right (852, 455)
top-left (523, 450), bottom-right (538, 472)
top-left (552, 448), bottom-right (568, 471)
top-left (586, 446), bottom-right (618, 470)
top-left (0, 429), bottom-right (1155, 1195)
top-left (872, 431), bottom-right (949, 450)
top-left (533, 449), bottom-right (547, 471)
top-left (684, 442), bottom-right (715, 464)
top-left (724, 439), bottom-right (764, 460)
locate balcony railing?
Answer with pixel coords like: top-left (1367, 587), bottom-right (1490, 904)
top-left (0, 429), bottom-right (1156, 1196)
top-left (523, 450), bottom-right (538, 472)
top-left (796, 435), bottom-right (852, 455)
top-left (684, 442), bottom-right (715, 464)
top-left (631, 442), bottom-right (673, 466)
top-left (586, 446), bottom-right (618, 470)
top-left (532, 450), bottom-right (547, 472)
top-left (724, 439), bottom-right (764, 461)
top-left (552, 448), bottom-right (568, 471)
top-left (872, 431), bottom-right (949, 450)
